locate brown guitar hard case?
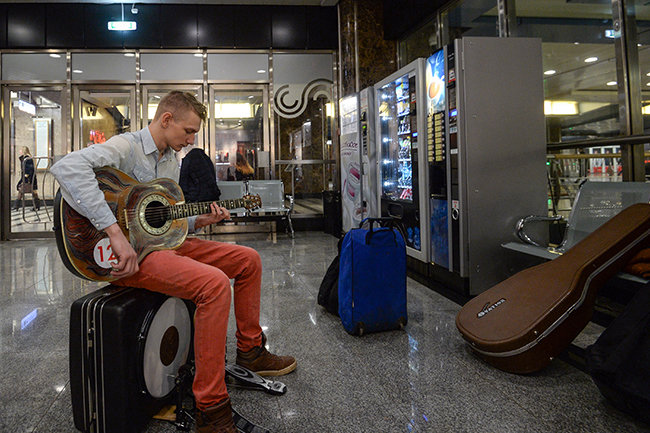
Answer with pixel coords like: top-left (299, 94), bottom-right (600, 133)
top-left (456, 203), bottom-right (650, 374)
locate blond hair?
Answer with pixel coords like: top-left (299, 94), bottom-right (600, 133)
top-left (154, 91), bottom-right (207, 123)
top-left (21, 146), bottom-right (32, 157)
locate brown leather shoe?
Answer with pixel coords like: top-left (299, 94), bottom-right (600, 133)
top-left (236, 333), bottom-right (296, 377)
top-left (195, 398), bottom-right (236, 433)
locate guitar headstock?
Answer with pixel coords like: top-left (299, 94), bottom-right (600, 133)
top-left (243, 194), bottom-right (262, 210)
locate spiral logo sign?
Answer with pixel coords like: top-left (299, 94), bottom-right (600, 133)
top-left (273, 79), bottom-right (333, 119)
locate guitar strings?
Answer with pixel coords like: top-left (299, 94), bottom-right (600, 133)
top-left (123, 200), bottom-right (249, 218)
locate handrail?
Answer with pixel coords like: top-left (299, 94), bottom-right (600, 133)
top-left (547, 134), bottom-right (650, 151)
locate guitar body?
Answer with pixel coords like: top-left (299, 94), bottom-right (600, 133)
top-left (55, 167), bottom-right (188, 282)
top-left (456, 203), bottom-right (650, 374)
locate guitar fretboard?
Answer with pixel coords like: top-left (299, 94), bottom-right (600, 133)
top-left (169, 198), bottom-right (248, 220)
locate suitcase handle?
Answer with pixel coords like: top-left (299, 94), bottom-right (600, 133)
top-left (363, 218), bottom-right (399, 245)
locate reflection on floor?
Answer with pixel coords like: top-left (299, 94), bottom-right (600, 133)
top-left (10, 204), bottom-right (55, 234)
top-left (0, 232), bottom-right (647, 433)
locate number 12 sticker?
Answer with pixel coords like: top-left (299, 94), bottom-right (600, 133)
top-left (93, 238), bottom-right (118, 269)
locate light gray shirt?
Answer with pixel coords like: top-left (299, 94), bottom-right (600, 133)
top-left (50, 126), bottom-right (197, 233)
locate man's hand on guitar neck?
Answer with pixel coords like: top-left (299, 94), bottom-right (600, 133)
top-left (105, 223), bottom-right (139, 278)
top-left (195, 203), bottom-right (230, 230)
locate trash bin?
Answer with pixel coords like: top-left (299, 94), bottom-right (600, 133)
top-left (322, 190), bottom-right (342, 237)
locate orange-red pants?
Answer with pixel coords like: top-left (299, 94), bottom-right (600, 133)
top-left (114, 237), bottom-right (263, 410)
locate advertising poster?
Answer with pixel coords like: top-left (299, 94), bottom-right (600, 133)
top-left (339, 95), bottom-right (361, 232)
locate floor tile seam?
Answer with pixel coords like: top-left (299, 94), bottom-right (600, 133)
top-left (31, 380), bottom-right (70, 432)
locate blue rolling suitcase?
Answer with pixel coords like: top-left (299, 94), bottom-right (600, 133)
top-left (338, 218), bottom-right (408, 335)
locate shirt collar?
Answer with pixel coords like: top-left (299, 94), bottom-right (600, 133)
top-left (140, 126), bottom-right (174, 160)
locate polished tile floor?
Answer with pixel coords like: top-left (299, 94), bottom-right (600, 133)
top-left (0, 232), bottom-right (648, 433)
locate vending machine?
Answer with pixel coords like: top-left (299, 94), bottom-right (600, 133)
top-left (375, 58), bottom-right (429, 262)
top-left (339, 87), bottom-right (377, 232)
top-left (426, 37), bottom-right (547, 295)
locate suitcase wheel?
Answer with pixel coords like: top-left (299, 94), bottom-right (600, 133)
top-left (398, 317), bottom-right (407, 329)
top-left (357, 323), bottom-right (365, 336)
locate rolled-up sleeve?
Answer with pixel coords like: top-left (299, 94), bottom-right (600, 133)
top-left (50, 138), bottom-right (134, 230)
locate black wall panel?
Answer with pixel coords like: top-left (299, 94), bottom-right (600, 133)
top-left (197, 5), bottom-right (235, 48)
top-left (46, 4), bottom-right (84, 48)
top-left (122, 4), bottom-right (161, 48)
top-left (272, 6), bottom-right (307, 49)
top-left (8, 4), bottom-right (45, 47)
top-left (162, 5), bottom-right (198, 48)
top-left (0, 5), bottom-right (7, 48)
top-left (0, 3), bottom-right (338, 50)
top-left (307, 7), bottom-right (338, 50)
top-left (234, 6), bottom-right (271, 48)
top-left (84, 4), bottom-right (129, 48)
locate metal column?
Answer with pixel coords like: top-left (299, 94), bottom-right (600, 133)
top-left (613, 0), bottom-right (645, 181)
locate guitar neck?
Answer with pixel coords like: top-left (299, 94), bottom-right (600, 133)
top-left (169, 199), bottom-right (246, 219)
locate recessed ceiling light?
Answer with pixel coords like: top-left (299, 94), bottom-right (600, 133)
top-left (248, 95), bottom-right (254, 99)
top-left (49, 53), bottom-right (61, 58)
top-left (72, 69), bottom-right (83, 74)
top-left (574, 42), bottom-right (580, 45)
top-left (646, 82), bottom-right (650, 86)
top-left (124, 53), bottom-right (135, 57)
top-left (544, 70), bottom-right (557, 75)
top-left (606, 81), bottom-right (617, 86)
top-left (194, 53), bottom-right (203, 57)
top-left (585, 57), bottom-right (598, 63)
top-left (257, 69), bottom-right (266, 74)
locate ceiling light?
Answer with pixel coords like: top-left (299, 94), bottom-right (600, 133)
top-left (73, 69), bottom-right (83, 74)
top-left (544, 70), bottom-right (556, 76)
top-left (606, 81), bottom-right (617, 86)
top-left (194, 53), bottom-right (203, 58)
top-left (574, 42), bottom-right (580, 45)
top-left (257, 69), bottom-right (266, 74)
top-left (544, 100), bottom-right (578, 116)
top-left (248, 95), bottom-right (254, 99)
top-left (140, 68), bottom-right (145, 72)
top-left (124, 52), bottom-right (135, 57)
top-left (585, 57), bottom-right (598, 63)
top-left (49, 53), bottom-right (61, 59)
top-left (646, 83), bottom-right (650, 86)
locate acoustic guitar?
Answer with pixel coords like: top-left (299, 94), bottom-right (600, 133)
top-left (54, 166), bottom-right (261, 282)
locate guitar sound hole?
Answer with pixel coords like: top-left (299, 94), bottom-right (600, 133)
top-left (145, 201), bottom-right (168, 229)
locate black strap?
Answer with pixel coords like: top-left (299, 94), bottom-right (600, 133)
top-left (362, 217), bottom-right (398, 245)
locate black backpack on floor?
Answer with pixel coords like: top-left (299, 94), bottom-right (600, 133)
top-left (317, 237), bottom-right (343, 316)
top-left (585, 283), bottom-right (650, 424)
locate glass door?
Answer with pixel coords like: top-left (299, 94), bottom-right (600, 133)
top-left (72, 86), bottom-right (135, 151)
top-left (3, 87), bottom-right (66, 237)
top-left (142, 85), bottom-right (205, 158)
top-left (209, 85), bottom-right (269, 181)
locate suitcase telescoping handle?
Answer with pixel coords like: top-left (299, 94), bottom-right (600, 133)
top-left (360, 217), bottom-right (399, 245)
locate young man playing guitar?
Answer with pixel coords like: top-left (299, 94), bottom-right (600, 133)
top-left (51, 91), bottom-right (296, 433)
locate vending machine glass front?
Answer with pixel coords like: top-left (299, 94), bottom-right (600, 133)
top-left (378, 74), bottom-right (413, 203)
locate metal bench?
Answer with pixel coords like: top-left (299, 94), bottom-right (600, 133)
top-left (218, 180), bottom-right (294, 237)
top-left (503, 180), bottom-right (650, 282)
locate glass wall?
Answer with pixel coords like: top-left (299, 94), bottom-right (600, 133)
top-left (272, 53), bottom-right (336, 215)
top-left (397, 0), bottom-right (650, 218)
top-left (1, 50), bottom-right (337, 239)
